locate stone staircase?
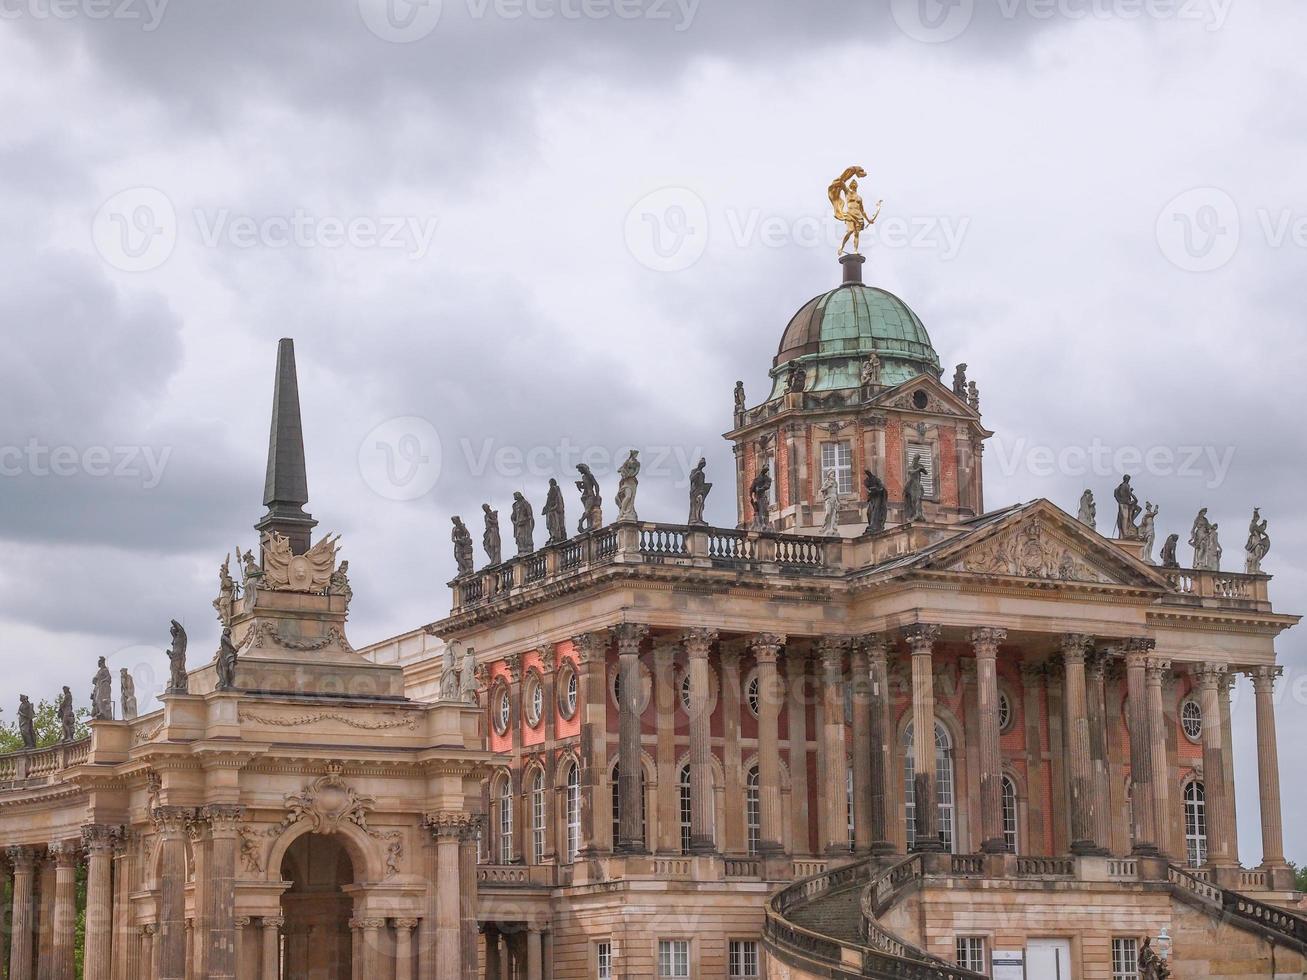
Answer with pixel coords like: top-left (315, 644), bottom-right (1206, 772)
top-left (784, 880), bottom-right (866, 947)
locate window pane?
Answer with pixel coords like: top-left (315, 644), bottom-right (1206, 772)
top-left (906, 442), bottom-right (936, 497)
top-left (1112, 938), bottom-right (1139, 980)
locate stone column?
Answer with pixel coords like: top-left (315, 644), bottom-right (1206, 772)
top-left (652, 641), bottom-right (679, 854)
top-left (571, 631), bottom-right (609, 857)
top-left (1194, 663), bottom-right (1233, 866)
top-left (864, 638), bottom-right (895, 855)
top-left (1251, 666), bottom-right (1286, 870)
top-left (526, 927), bottom-right (544, 979)
top-left (849, 640), bottom-right (873, 855)
top-left (234, 918), bottom-right (257, 980)
top-left (203, 804), bottom-right (243, 980)
top-left (431, 815), bottom-right (463, 974)
top-left (785, 647), bottom-right (812, 854)
top-left (1060, 634), bottom-right (1102, 855)
top-left (720, 643), bottom-right (744, 855)
top-left (906, 626), bottom-right (944, 852)
top-left (683, 627), bottom-right (719, 854)
top-left (37, 855), bottom-right (55, 980)
top-left (361, 919), bottom-right (385, 975)
top-left (972, 628), bottom-right (1009, 853)
top-left (818, 638), bottom-right (850, 854)
top-left (751, 633), bottom-right (787, 856)
top-left (1123, 642), bottom-right (1159, 856)
top-left (350, 920), bottom-right (362, 980)
top-left (614, 623), bottom-right (649, 854)
top-left (154, 807), bottom-right (192, 980)
top-left (1086, 651), bottom-right (1112, 853)
top-left (7, 846), bottom-right (38, 980)
top-left (82, 826), bottom-right (118, 980)
top-left (1219, 673), bottom-right (1240, 866)
top-left (393, 918), bottom-right (417, 980)
top-left (49, 842), bottom-right (79, 980)
top-left (459, 819), bottom-right (481, 980)
top-left (1145, 659), bottom-right (1173, 859)
top-left (485, 927), bottom-right (502, 980)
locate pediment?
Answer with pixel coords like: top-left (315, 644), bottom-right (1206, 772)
top-left (871, 374), bottom-right (978, 420)
top-left (925, 502), bottom-right (1169, 589)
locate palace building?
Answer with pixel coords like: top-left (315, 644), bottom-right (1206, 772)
top-left (0, 245), bottom-right (1303, 980)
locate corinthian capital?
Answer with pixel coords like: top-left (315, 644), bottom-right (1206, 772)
top-left (570, 631), bottom-right (609, 664)
top-left (680, 627), bottom-right (717, 658)
top-left (902, 624), bottom-right (941, 656)
top-left (1059, 633), bottom-right (1093, 663)
top-left (971, 628), bottom-right (1007, 658)
top-left (748, 633), bottom-right (786, 663)
top-left (615, 623), bottom-right (651, 656)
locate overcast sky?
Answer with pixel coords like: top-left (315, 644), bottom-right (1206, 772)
top-left (1, 0), bottom-right (1304, 864)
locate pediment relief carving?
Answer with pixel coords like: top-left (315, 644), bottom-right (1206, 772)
top-left (948, 518), bottom-right (1114, 585)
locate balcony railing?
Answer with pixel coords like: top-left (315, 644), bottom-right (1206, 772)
top-left (0, 737), bottom-right (93, 787)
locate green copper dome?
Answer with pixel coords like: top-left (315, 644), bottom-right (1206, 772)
top-left (770, 278), bottom-right (942, 397)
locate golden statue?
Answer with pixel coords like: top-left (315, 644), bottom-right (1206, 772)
top-left (828, 166), bottom-right (883, 256)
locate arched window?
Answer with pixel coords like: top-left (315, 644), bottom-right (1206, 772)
top-left (1184, 780), bottom-right (1207, 867)
top-left (611, 763), bottom-right (647, 847)
top-left (1001, 775), bottom-right (1019, 854)
top-left (530, 768), bottom-right (546, 864)
top-left (564, 762), bottom-right (581, 863)
top-left (496, 775), bottom-right (514, 863)
top-left (902, 720), bottom-right (956, 853)
top-left (679, 763), bottom-right (693, 854)
top-left (746, 766), bottom-right (761, 856)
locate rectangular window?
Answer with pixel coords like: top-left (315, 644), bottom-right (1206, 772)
top-left (956, 936), bottom-right (986, 974)
top-left (1112, 938), bottom-right (1139, 980)
top-left (531, 775), bottom-right (545, 864)
top-left (765, 453), bottom-right (778, 505)
top-left (596, 940), bottom-right (613, 980)
top-left (906, 442), bottom-right (937, 498)
top-left (729, 939), bottom-right (760, 978)
top-left (658, 939), bottom-right (690, 978)
top-left (821, 441), bottom-right (854, 494)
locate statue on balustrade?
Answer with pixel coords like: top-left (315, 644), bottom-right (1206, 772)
top-left (543, 479), bottom-right (567, 545)
top-left (214, 554), bottom-right (237, 625)
top-left (615, 449), bottom-right (641, 522)
top-left (1138, 937), bottom-right (1171, 980)
top-left (90, 656), bottom-right (113, 720)
top-left (57, 686), bottom-right (76, 742)
top-left (864, 468), bottom-right (888, 534)
top-left (904, 454), bottom-right (928, 522)
top-left (952, 363), bottom-right (968, 397)
top-left (750, 464), bottom-right (772, 530)
top-left (1078, 489), bottom-right (1097, 529)
top-left (1245, 507), bottom-right (1270, 574)
top-left (482, 503), bottom-right (502, 566)
top-left (329, 560), bottom-right (353, 613)
top-left (512, 492), bottom-right (535, 555)
top-left (459, 646), bottom-right (478, 704)
top-left (166, 619), bottom-right (190, 695)
top-left (451, 516), bottom-right (474, 577)
top-left (733, 380), bottom-right (746, 417)
top-left (1160, 533), bottom-right (1180, 569)
top-left (440, 644), bottom-right (461, 701)
top-left (1139, 502), bottom-right (1160, 563)
top-left (575, 463), bottom-right (603, 533)
top-left (120, 670), bottom-right (138, 720)
top-left (967, 380), bottom-right (980, 412)
top-left (17, 694), bottom-right (36, 749)
top-left (215, 628), bottom-right (239, 692)
top-left (861, 353), bottom-right (882, 389)
top-left (820, 469), bottom-right (841, 536)
top-left (1114, 475), bottom-right (1142, 539)
top-left (1189, 508), bottom-right (1221, 571)
top-left (687, 457), bottom-right (712, 526)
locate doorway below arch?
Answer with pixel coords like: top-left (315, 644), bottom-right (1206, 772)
top-left (280, 833), bottom-right (355, 979)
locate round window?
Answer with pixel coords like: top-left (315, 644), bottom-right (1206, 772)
top-left (747, 675), bottom-right (760, 716)
top-left (998, 691), bottom-right (1013, 733)
top-left (912, 389), bottom-right (929, 410)
top-left (680, 672), bottom-right (693, 712)
top-left (493, 685), bottom-right (511, 736)
top-left (524, 674), bottom-right (543, 728)
top-left (1181, 699), bottom-right (1203, 743)
top-left (558, 663), bottom-right (578, 720)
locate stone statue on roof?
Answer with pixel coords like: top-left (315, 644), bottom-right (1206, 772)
top-left (688, 458), bottom-right (712, 526)
top-left (482, 503), bottom-right (502, 566)
top-left (576, 464), bottom-right (603, 533)
top-left (1245, 507), bottom-right (1270, 573)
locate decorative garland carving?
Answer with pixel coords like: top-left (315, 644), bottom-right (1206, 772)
top-left (247, 622), bottom-right (353, 653)
top-left (237, 709), bottom-right (417, 731)
top-left (133, 723), bottom-right (166, 745)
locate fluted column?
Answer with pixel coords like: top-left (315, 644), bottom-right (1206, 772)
top-left (140, 927), bottom-right (156, 980)
top-left (7, 846), bottom-right (38, 980)
top-left (751, 633), bottom-right (786, 855)
top-left (1086, 652), bottom-right (1112, 853)
top-left (1060, 634), bottom-right (1101, 855)
top-left (154, 807), bottom-right (192, 980)
top-left (526, 927), bottom-right (544, 980)
top-left (849, 641), bottom-right (873, 855)
top-left (204, 804), bottom-right (243, 980)
top-left (1219, 673), bottom-right (1240, 866)
top-left (571, 631), bottom-right (609, 856)
top-left (349, 920), bottom-right (362, 980)
top-left (720, 644), bottom-right (744, 854)
top-left (361, 918), bottom-right (385, 975)
top-left (1251, 666), bottom-right (1286, 868)
top-left (615, 623), bottom-right (649, 853)
top-left (652, 642), bottom-right (679, 854)
top-left (1194, 663), bottom-right (1233, 865)
top-left (1123, 642), bottom-right (1159, 856)
top-left (972, 628), bottom-right (1009, 853)
top-left (1144, 659), bottom-right (1173, 858)
top-left (459, 818), bottom-right (481, 980)
top-left (683, 627), bottom-right (719, 854)
top-left (394, 918), bottom-right (417, 980)
top-left (818, 638), bottom-right (850, 854)
top-left (906, 626), bottom-right (943, 851)
top-left (428, 815), bottom-right (463, 974)
top-left (47, 842), bottom-right (78, 980)
top-left (863, 638), bottom-right (895, 855)
top-left (82, 826), bottom-right (118, 980)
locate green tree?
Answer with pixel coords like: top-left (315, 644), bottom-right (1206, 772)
top-left (0, 698), bottom-right (91, 752)
top-left (1291, 861), bottom-right (1307, 894)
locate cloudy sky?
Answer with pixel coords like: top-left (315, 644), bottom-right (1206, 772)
top-left (2, 0), bottom-right (1304, 862)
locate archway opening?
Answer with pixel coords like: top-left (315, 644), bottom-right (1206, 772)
top-left (280, 833), bottom-right (356, 980)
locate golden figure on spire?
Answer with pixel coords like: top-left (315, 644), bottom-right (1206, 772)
top-left (828, 166), bottom-right (883, 256)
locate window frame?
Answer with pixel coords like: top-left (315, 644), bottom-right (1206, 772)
top-left (596, 939), bottom-right (613, 980)
top-left (745, 765), bottom-right (761, 857)
top-left (1180, 698), bottom-right (1203, 744)
top-left (1184, 779), bottom-right (1208, 867)
top-left (1112, 937), bottom-right (1140, 980)
top-left (728, 938), bottom-right (761, 979)
top-left (524, 670), bottom-right (544, 729)
top-left (658, 939), bottom-right (691, 979)
top-left (956, 936), bottom-right (986, 974)
top-left (905, 441), bottom-right (938, 499)
top-left (1001, 774), bottom-right (1019, 855)
top-left (496, 775), bottom-right (514, 863)
top-left (530, 767), bottom-right (546, 864)
top-left (903, 719), bottom-right (956, 852)
top-left (820, 440), bottom-right (855, 495)
top-left (565, 761), bottom-right (581, 864)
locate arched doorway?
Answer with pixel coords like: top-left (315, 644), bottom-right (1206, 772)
top-left (280, 834), bottom-right (355, 979)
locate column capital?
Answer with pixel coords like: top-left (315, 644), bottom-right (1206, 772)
top-left (48, 840), bottom-right (80, 868)
top-left (140, 924), bottom-right (157, 938)
top-left (262, 915), bottom-right (285, 929)
top-left (570, 630), bottom-right (609, 664)
top-left (680, 626), bottom-right (716, 657)
top-left (152, 805), bottom-right (195, 837)
top-left (1086, 648), bottom-right (1109, 679)
top-left (616, 623), bottom-right (651, 655)
top-left (749, 633), bottom-right (786, 663)
top-left (423, 811), bottom-right (480, 840)
top-left (1059, 633), bottom-right (1093, 663)
top-left (538, 646), bottom-right (557, 673)
top-left (1121, 637), bottom-right (1157, 663)
top-left (81, 824), bottom-right (122, 854)
top-left (394, 917), bottom-right (419, 931)
top-left (902, 624), bottom-right (941, 655)
top-left (201, 803), bottom-right (246, 837)
top-left (1249, 664), bottom-right (1284, 690)
top-left (1144, 658), bottom-right (1173, 681)
top-left (971, 628), bottom-right (1007, 658)
top-left (234, 916), bottom-right (252, 928)
top-left (1192, 661), bottom-right (1228, 687)
top-left (504, 653), bottom-right (522, 683)
top-left (1018, 661), bottom-right (1045, 683)
top-left (652, 641), bottom-right (678, 667)
top-left (855, 633), bottom-right (890, 658)
top-left (6, 844), bottom-right (39, 870)
top-left (817, 636), bottom-right (851, 666)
